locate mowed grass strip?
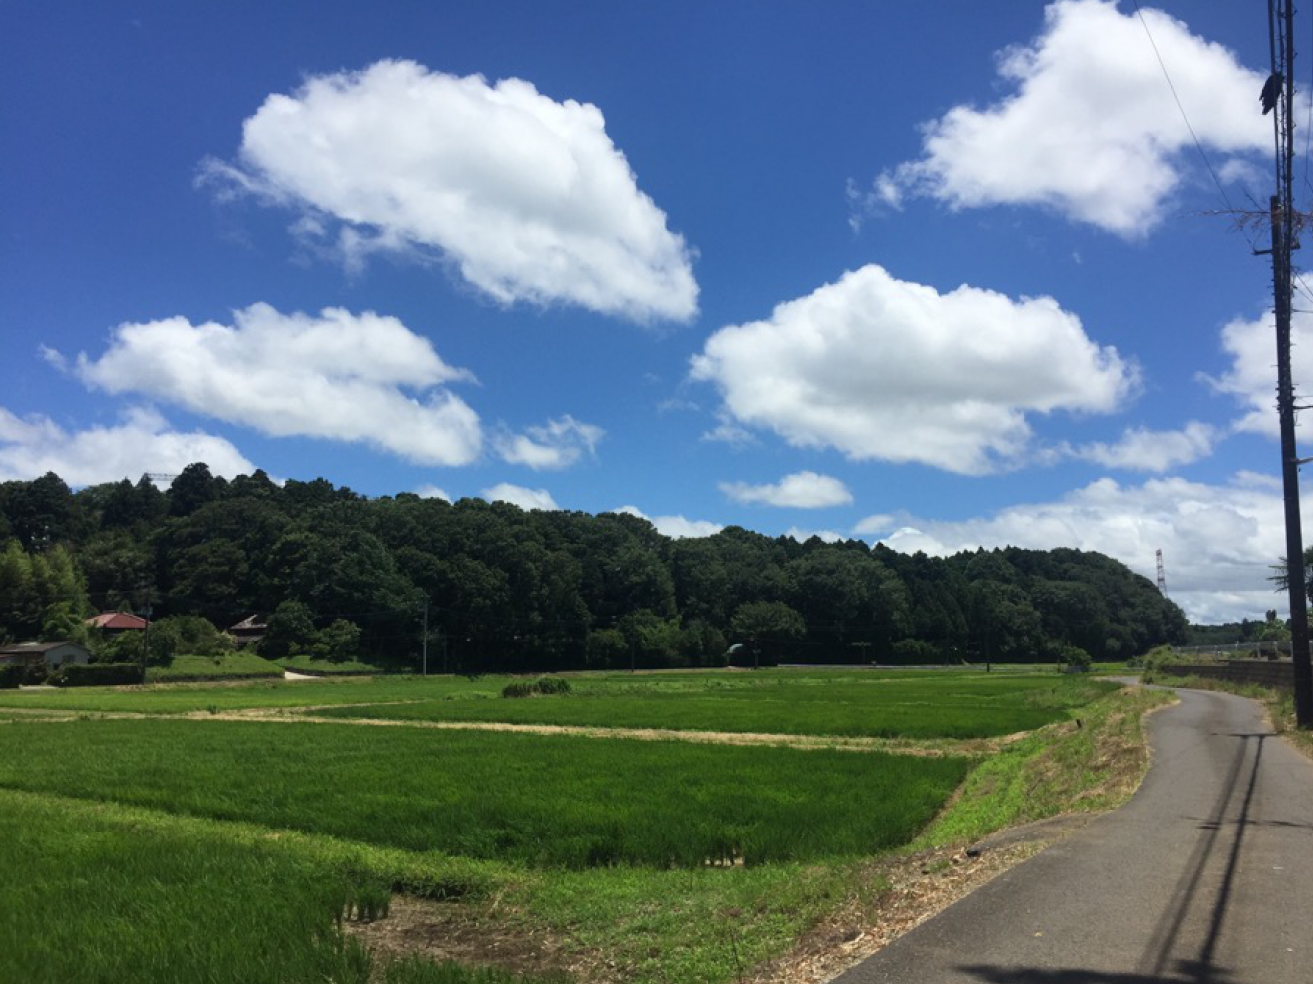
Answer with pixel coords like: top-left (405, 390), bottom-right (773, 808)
top-left (0, 719), bottom-right (968, 867)
top-left (313, 676), bottom-right (1113, 739)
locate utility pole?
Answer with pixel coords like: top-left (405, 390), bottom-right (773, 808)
top-left (1265, 0), bottom-right (1313, 726)
top-left (421, 600), bottom-right (428, 677)
top-left (140, 603), bottom-right (152, 685)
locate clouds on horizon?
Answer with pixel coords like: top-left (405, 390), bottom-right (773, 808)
top-left (203, 60), bottom-right (698, 323)
top-left (613, 505), bottom-right (723, 539)
top-left (482, 482), bottom-right (559, 511)
top-left (0, 406), bottom-right (255, 485)
top-left (863, 0), bottom-right (1269, 235)
top-left (70, 303), bottom-right (483, 466)
top-left (860, 471), bottom-right (1296, 624)
top-left (692, 264), bottom-right (1135, 474)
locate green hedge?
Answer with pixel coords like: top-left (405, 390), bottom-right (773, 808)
top-left (49, 663), bottom-right (142, 687)
top-left (0, 665), bottom-right (23, 689)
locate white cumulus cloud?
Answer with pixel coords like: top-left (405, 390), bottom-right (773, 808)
top-left (1201, 309), bottom-right (1313, 437)
top-left (482, 483), bottom-right (559, 511)
top-left (691, 265), bottom-right (1135, 474)
top-left (0, 406), bottom-right (255, 485)
top-left (495, 415), bottom-right (604, 470)
top-left (613, 505), bottom-right (722, 539)
top-left (71, 303), bottom-right (482, 466)
top-left (720, 471), bottom-right (853, 508)
top-left (867, 0), bottom-right (1269, 235)
top-left (1071, 421), bottom-right (1218, 472)
top-left (203, 60), bottom-right (697, 323)
top-left (414, 484), bottom-right (451, 501)
top-left (859, 473), bottom-right (1303, 624)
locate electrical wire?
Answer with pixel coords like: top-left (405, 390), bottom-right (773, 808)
top-left (1130, 0), bottom-right (1261, 250)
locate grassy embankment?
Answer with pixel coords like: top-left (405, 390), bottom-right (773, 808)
top-left (146, 651), bottom-right (284, 682)
top-left (277, 653), bottom-right (387, 675)
top-left (0, 669), bottom-right (1156, 983)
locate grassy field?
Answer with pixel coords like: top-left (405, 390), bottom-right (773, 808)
top-left (0, 667), bottom-right (1112, 738)
top-left (0, 718), bottom-right (968, 866)
top-left (0, 666), bottom-right (1148, 984)
top-left (312, 674), bottom-right (1111, 738)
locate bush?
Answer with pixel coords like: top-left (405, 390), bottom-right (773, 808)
top-left (1057, 644), bottom-right (1092, 672)
top-left (48, 662), bottom-right (142, 687)
top-left (147, 615), bottom-right (233, 664)
top-left (502, 677), bottom-right (572, 699)
top-left (890, 639), bottom-right (942, 664)
top-left (0, 664), bottom-right (23, 689)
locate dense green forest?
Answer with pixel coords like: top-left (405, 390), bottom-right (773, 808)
top-left (0, 464), bottom-right (1187, 670)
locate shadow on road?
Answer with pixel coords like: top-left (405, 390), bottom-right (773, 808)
top-left (955, 731), bottom-right (1268, 984)
top-left (952, 966), bottom-right (1251, 984)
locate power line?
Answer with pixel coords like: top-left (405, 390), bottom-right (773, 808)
top-left (1130, 0), bottom-right (1260, 250)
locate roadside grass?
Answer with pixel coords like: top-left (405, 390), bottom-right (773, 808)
top-left (913, 683), bottom-right (1175, 848)
top-left (0, 719), bottom-right (969, 867)
top-left (147, 651), bottom-right (284, 682)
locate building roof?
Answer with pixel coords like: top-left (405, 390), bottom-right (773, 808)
top-left (0, 641), bottom-right (89, 655)
top-left (87, 611), bottom-right (149, 630)
top-left (229, 615), bottom-right (268, 633)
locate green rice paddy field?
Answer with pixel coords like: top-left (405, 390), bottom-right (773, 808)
top-left (0, 668), bottom-right (1136, 984)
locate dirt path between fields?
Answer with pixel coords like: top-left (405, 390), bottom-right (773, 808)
top-left (197, 706), bottom-right (1031, 756)
top-left (1, 701), bottom-right (1028, 756)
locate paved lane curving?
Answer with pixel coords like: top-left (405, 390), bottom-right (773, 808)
top-left (831, 686), bottom-right (1313, 984)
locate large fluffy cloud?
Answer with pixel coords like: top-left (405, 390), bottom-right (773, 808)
top-left (71, 303), bottom-right (482, 465)
top-left (720, 471), bottom-right (852, 508)
top-left (0, 406), bottom-right (255, 484)
top-left (203, 60), bottom-right (697, 322)
top-left (866, 0), bottom-right (1268, 235)
top-left (858, 472), bottom-right (1301, 624)
top-left (1202, 309), bottom-right (1313, 437)
top-left (691, 265), bottom-right (1135, 474)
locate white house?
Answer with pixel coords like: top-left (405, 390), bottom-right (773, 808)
top-left (0, 641), bottom-right (92, 669)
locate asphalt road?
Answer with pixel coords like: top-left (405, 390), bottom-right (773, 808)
top-left (832, 685), bottom-right (1313, 984)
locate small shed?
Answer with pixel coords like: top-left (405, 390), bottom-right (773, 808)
top-left (228, 615), bottom-right (268, 647)
top-left (0, 641), bottom-right (92, 669)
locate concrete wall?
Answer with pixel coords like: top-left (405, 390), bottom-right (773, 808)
top-left (1157, 661), bottom-right (1294, 690)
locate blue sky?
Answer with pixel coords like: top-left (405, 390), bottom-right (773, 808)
top-left (2, 0), bottom-right (1308, 622)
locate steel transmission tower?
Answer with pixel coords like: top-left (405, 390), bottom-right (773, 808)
top-left (1264, 0), bottom-right (1313, 726)
top-left (1155, 549), bottom-right (1167, 596)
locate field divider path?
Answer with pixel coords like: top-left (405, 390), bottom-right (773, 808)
top-left (2, 701), bottom-right (1028, 756)
top-left (198, 706), bottom-right (1035, 756)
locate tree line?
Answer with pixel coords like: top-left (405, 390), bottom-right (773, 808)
top-left (0, 464), bottom-right (1189, 670)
